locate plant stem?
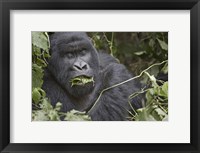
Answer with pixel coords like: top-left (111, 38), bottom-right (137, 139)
top-left (87, 60), bottom-right (168, 114)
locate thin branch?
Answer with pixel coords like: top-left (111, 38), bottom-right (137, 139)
top-left (87, 60), bottom-right (168, 114)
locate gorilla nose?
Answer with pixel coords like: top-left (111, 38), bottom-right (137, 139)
top-left (73, 61), bottom-right (88, 71)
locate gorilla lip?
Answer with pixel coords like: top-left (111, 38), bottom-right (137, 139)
top-left (70, 75), bottom-right (94, 87)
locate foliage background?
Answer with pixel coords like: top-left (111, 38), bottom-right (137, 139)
top-left (32, 32), bottom-right (168, 121)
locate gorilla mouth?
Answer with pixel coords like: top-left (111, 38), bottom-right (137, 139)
top-left (70, 75), bottom-right (94, 87)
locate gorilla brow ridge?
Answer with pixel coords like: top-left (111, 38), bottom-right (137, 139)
top-left (58, 40), bottom-right (91, 53)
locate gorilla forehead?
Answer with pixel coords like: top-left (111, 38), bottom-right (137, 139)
top-left (50, 32), bottom-right (92, 52)
top-left (51, 32), bottom-right (89, 45)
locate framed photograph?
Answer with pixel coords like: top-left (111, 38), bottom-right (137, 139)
top-left (0, 0), bottom-right (199, 153)
top-left (32, 31), bottom-right (169, 122)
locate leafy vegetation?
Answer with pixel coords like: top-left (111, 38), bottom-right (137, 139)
top-left (70, 76), bottom-right (94, 87)
top-left (32, 32), bottom-right (168, 121)
top-left (130, 74), bottom-right (168, 121)
top-left (64, 110), bottom-right (91, 121)
top-left (32, 32), bottom-right (92, 121)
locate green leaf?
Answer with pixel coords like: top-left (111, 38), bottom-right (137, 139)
top-left (157, 38), bottom-right (168, 51)
top-left (32, 45), bottom-right (41, 56)
top-left (135, 108), bottom-right (156, 121)
top-left (48, 110), bottom-right (60, 121)
top-left (32, 32), bottom-right (49, 51)
top-left (145, 72), bottom-right (158, 88)
top-left (149, 88), bottom-right (155, 95)
top-left (135, 106), bottom-right (168, 121)
top-left (148, 66), bottom-right (159, 77)
top-left (32, 110), bottom-right (49, 121)
top-left (95, 35), bottom-right (100, 40)
top-left (134, 51), bottom-right (146, 56)
top-left (44, 52), bottom-right (51, 58)
top-left (150, 106), bottom-right (167, 121)
top-left (32, 64), bottom-right (43, 89)
top-left (149, 39), bottom-right (155, 48)
top-left (70, 76), bottom-right (94, 87)
top-left (160, 81), bottom-right (168, 97)
top-left (145, 90), bottom-right (153, 103)
top-left (55, 102), bottom-right (62, 111)
top-left (32, 88), bottom-right (41, 104)
top-left (64, 109), bottom-right (91, 121)
top-left (162, 82), bottom-right (168, 93)
top-left (161, 62), bottom-right (168, 74)
top-left (38, 88), bottom-right (46, 97)
top-left (36, 58), bottom-right (47, 67)
top-left (40, 98), bottom-right (53, 110)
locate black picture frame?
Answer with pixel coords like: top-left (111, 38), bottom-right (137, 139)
top-left (0, 0), bottom-right (200, 153)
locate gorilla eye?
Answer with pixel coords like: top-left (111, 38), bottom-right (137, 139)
top-left (79, 49), bottom-right (87, 56)
top-left (65, 52), bottom-right (74, 59)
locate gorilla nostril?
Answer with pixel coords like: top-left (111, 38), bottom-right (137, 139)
top-left (73, 63), bottom-right (88, 71)
top-left (82, 64), bottom-right (87, 70)
top-left (73, 65), bottom-right (82, 71)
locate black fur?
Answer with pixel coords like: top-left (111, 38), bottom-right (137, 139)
top-left (43, 32), bottom-right (142, 121)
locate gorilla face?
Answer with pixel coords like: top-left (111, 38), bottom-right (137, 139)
top-left (48, 32), bottom-right (100, 98)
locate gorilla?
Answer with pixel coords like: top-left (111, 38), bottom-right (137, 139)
top-left (42, 32), bottom-right (142, 121)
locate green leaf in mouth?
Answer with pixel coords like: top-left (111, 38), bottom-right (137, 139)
top-left (70, 76), bottom-right (94, 87)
